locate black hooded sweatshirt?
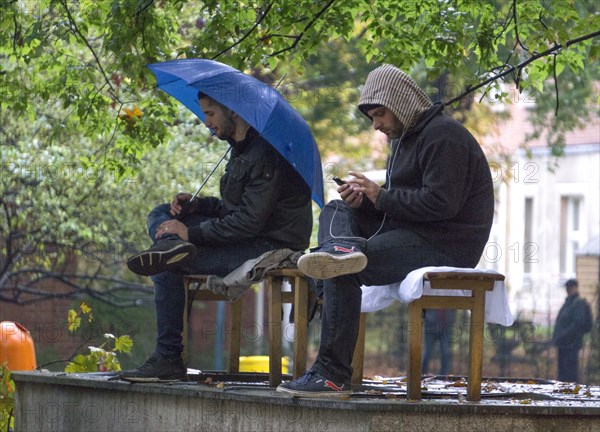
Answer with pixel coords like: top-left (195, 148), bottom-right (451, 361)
top-left (358, 65), bottom-right (494, 266)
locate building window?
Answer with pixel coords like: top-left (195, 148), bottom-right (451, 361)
top-left (560, 196), bottom-right (584, 275)
top-left (524, 197), bottom-right (534, 274)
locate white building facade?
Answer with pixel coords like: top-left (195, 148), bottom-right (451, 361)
top-left (482, 102), bottom-right (599, 324)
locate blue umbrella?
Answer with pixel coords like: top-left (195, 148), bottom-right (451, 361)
top-left (147, 59), bottom-right (324, 207)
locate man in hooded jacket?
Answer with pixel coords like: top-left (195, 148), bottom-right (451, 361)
top-left (277, 64), bottom-right (494, 397)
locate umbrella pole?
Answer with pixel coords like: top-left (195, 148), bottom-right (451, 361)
top-left (176, 147), bottom-right (231, 220)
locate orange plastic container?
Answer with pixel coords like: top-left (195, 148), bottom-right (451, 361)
top-left (0, 321), bottom-right (37, 370)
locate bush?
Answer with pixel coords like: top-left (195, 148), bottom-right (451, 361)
top-left (64, 302), bottom-right (133, 373)
top-left (0, 363), bottom-right (14, 432)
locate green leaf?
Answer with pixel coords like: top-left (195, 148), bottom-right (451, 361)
top-left (115, 335), bottom-right (134, 354)
top-left (67, 309), bottom-right (81, 332)
top-left (65, 354), bottom-right (98, 373)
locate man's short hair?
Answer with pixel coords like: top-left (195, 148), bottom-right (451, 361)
top-left (197, 91), bottom-right (231, 113)
top-left (565, 278), bottom-right (578, 289)
top-left (197, 91), bottom-right (214, 103)
top-left (358, 103), bottom-right (383, 118)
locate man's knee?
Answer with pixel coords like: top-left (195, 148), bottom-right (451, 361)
top-left (149, 203), bottom-right (171, 218)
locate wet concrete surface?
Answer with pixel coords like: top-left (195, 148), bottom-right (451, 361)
top-left (13, 370), bottom-right (600, 431)
top-left (184, 370), bottom-right (600, 408)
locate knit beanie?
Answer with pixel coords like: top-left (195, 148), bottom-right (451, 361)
top-left (358, 64), bottom-right (432, 130)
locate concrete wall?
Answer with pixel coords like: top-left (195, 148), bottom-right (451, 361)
top-left (14, 372), bottom-right (600, 432)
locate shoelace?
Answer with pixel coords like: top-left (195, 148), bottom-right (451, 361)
top-left (297, 371), bottom-right (317, 384)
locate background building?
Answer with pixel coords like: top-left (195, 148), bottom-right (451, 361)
top-left (482, 101), bottom-right (599, 326)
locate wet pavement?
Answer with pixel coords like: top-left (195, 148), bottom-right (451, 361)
top-left (14, 370), bottom-right (600, 431)
top-left (185, 370), bottom-right (600, 407)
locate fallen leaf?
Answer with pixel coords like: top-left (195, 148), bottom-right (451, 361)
top-left (446, 379), bottom-right (468, 388)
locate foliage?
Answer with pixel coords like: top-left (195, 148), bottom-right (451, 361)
top-left (0, 97), bottom-right (225, 305)
top-left (0, 363), bottom-right (15, 432)
top-left (2, 0), bottom-right (597, 171)
top-left (586, 283), bottom-right (600, 384)
top-left (64, 302), bottom-right (133, 372)
top-left (1, 0), bottom-right (598, 306)
top-left (524, 65), bottom-right (598, 163)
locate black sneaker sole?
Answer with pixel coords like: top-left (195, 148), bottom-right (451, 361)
top-left (297, 251), bottom-right (367, 280)
top-left (127, 243), bottom-right (197, 276)
top-left (120, 375), bottom-right (188, 383)
top-left (276, 385), bottom-right (351, 398)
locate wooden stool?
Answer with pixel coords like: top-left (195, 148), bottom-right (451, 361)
top-left (351, 270), bottom-right (505, 401)
top-left (182, 276), bottom-right (243, 373)
top-left (183, 268), bottom-right (313, 387)
top-left (264, 268), bottom-right (313, 387)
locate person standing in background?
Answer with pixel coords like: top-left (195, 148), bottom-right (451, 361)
top-left (553, 279), bottom-right (593, 382)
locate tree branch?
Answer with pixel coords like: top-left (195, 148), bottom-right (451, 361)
top-left (58, 0), bottom-right (121, 104)
top-left (0, 268), bottom-right (154, 307)
top-left (268, 0), bottom-right (337, 57)
top-left (512, 0), bottom-right (528, 51)
top-left (552, 53), bottom-right (559, 116)
top-left (12, 6), bottom-right (20, 52)
top-left (135, 0), bottom-right (155, 21)
top-left (212, 2), bottom-right (274, 60)
top-left (445, 29), bottom-right (600, 107)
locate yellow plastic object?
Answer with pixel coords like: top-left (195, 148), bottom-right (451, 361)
top-left (0, 321), bottom-right (37, 370)
top-left (239, 355), bottom-right (289, 374)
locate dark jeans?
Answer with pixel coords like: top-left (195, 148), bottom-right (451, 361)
top-left (422, 309), bottom-right (456, 375)
top-left (557, 347), bottom-right (580, 382)
top-left (310, 200), bottom-right (462, 383)
top-left (147, 204), bottom-right (279, 359)
top-left (422, 328), bottom-right (453, 375)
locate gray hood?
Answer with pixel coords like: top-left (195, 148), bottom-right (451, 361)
top-left (358, 64), bottom-right (432, 131)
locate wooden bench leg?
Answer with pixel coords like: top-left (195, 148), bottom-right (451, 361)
top-left (467, 290), bottom-right (486, 401)
top-left (351, 313), bottom-right (366, 386)
top-left (183, 278), bottom-right (191, 364)
top-left (268, 276), bottom-right (283, 387)
top-left (227, 298), bottom-right (243, 374)
top-left (293, 275), bottom-right (309, 379)
top-left (408, 299), bottom-right (424, 400)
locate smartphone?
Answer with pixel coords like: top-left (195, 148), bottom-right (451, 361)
top-left (332, 176), bottom-right (346, 186)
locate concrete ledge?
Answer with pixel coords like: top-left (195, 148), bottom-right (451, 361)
top-left (13, 371), bottom-right (600, 432)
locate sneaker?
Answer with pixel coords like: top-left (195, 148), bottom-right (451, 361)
top-left (119, 351), bottom-right (187, 383)
top-left (127, 238), bottom-right (197, 276)
top-left (276, 370), bottom-right (351, 398)
top-left (297, 244), bottom-right (367, 280)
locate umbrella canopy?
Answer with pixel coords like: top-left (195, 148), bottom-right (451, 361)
top-left (147, 59), bottom-right (324, 207)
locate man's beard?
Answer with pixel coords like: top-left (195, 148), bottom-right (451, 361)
top-left (217, 114), bottom-right (236, 140)
top-left (387, 117), bottom-right (408, 139)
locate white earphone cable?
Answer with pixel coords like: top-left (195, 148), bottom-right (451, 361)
top-left (328, 126), bottom-right (408, 243)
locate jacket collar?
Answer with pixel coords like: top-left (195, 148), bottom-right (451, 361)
top-left (566, 293), bottom-right (580, 303)
top-left (405, 101), bottom-right (445, 138)
top-left (228, 127), bottom-right (259, 153)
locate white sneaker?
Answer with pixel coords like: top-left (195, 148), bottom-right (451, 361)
top-left (298, 245), bottom-right (367, 280)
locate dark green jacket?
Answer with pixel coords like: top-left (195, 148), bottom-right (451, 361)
top-left (187, 128), bottom-right (312, 251)
top-left (553, 294), bottom-right (592, 350)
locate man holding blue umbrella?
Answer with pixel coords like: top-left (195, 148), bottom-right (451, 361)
top-left (121, 60), bottom-right (317, 382)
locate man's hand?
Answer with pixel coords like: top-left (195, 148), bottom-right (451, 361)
top-left (156, 219), bottom-right (189, 241)
top-left (338, 181), bottom-right (363, 208)
top-left (346, 171), bottom-right (381, 205)
top-left (170, 193), bottom-right (192, 217)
